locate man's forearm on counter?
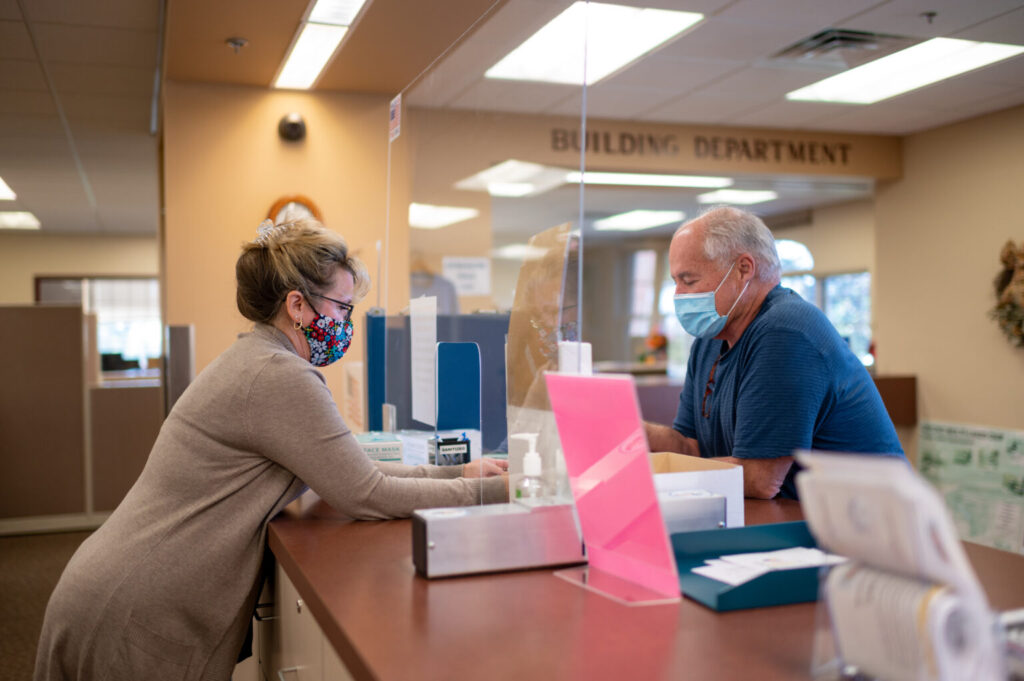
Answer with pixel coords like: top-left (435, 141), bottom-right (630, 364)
top-left (644, 422), bottom-right (700, 457)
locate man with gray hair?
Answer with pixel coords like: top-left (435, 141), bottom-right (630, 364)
top-left (646, 206), bottom-right (903, 499)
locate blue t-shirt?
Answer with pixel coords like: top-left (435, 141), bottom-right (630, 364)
top-left (673, 285), bottom-right (904, 499)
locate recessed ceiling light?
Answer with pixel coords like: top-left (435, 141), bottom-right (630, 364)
top-left (455, 160), bottom-right (570, 197)
top-left (492, 243), bottom-right (549, 260)
top-left (594, 209), bottom-right (685, 231)
top-left (486, 2), bottom-right (703, 85)
top-left (566, 171), bottom-right (732, 188)
top-left (0, 211), bottom-right (41, 229)
top-left (274, 23), bottom-right (348, 90)
top-left (697, 189), bottom-right (778, 205)
top-left (0, 176), bottom-right (15, 200)
top-left (786, 37), bottom-right (1024, 104)
top-left (308, 0), bottom-right (367, 26)
top-left (408, 203), bottom-right (479, 229)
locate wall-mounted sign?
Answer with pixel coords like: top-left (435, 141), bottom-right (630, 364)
top-left (550, 126), bottom-right (855, 168)
top-left (919, 420), bottom-right (1024, 555)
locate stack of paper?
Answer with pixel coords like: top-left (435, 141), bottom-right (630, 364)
top-left (691, 546), bottom-right (846, 586)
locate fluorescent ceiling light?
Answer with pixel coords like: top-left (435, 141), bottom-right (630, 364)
top-left (408, 203), bottom-right (479, 229)
top-left (0, 211), bottom-right (41, 229)
top-left (0, 176), bottom-right (15, 200)
top-left (594, 209), bottom-right (685, 231)
top-left (566, 171), bottom-right (732, 188)
top-left (492, 243), bottom-right (549, 260)
top-left (787, 38), bottom-right (1024, 104)
top-left (275, 22), bottom-right (348, 89)
top-left (455, 160), bottom-right (570, 197)
top-left (698, 189), bottom-right (778, 205)
top-left (308, 0), bottom-right (367, 25)
top-left (486, 2), bottom-right (703, 85)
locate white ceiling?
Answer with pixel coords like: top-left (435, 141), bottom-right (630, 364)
top-left (408, 0), bottom-right (1024, 135)
top-left (0, 0), bottom-right (161, 235)
top-left (1, 0), bottom-right (1022, 237)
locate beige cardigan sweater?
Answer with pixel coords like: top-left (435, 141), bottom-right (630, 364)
top-left (35, 324), bottom-right (505, 681)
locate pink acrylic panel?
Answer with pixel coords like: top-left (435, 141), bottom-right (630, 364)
top-left (545, 372), bottom-right (680, 600)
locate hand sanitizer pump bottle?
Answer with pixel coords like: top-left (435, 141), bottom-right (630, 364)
top-left (514, 434), bottom-right (543, 500)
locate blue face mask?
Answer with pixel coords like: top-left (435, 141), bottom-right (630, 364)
top-left (673, 261), bottom-right (749, 339)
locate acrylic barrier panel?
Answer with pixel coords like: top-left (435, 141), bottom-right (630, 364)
top-left (546, 372), bottom-right (680, 602)
top-left (365, 310), bottom-right (509, 453)
top-left (506, 223), bottom-right (580, 497)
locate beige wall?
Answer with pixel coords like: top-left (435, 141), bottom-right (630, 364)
top-left (163, 82), bottom-right (409, 415)
top-left (0, 233), bottom-right (158, 304)
top-left (774, 200), bottom-right (875, 275)
top-left (876, 104), bottom-right (1024, 439)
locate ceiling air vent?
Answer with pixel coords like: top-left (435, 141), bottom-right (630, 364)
top-left (767, 28), bottom-right (918, 71)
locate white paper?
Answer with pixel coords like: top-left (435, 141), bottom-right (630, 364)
top-left (691, 562), bottom-right (767, 586)
top-left (692, 547), bottom-right (845, 587)
top-left (410, 296), bottom-right (437, 426)
top-left (442, 256), bottom-right (491, 296)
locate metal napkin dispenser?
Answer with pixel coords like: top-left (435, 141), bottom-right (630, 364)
top-left (412, 502), bottom-right (586, 578)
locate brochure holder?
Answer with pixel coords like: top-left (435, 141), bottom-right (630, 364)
top-left (795, 451), bottom-right (1007, 681)
top-left (671, 521), bottom-right (821, 611)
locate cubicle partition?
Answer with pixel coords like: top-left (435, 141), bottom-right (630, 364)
top-left (0, 305), bottom-right (163, 534)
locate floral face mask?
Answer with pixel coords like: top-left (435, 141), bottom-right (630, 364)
top-left (300, 300), bottom-right (353, 367)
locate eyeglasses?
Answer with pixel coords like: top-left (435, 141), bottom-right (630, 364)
top-left (701, 355), bottom-right (722, 419)
top-left (311, 293), bottom-right (354, 322)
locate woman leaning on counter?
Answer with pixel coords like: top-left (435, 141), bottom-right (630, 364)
top-left (34, 217), bottom-right (508, 681)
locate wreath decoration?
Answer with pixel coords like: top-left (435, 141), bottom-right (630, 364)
top-left (990, 239), bottom-right (1024, 347)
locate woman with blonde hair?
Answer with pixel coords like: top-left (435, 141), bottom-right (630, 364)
top-left (35, 217), bottom-right (507, 681)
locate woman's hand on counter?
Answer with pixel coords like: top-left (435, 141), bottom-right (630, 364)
top-left (462, 457), bottom-right (509, 478)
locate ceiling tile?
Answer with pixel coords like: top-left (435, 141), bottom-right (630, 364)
top-left (656, 17), bottom-right (813, 62)
top-left (877, 74), bottom-right (1019, 112)
top-left (407, 0), bottom-right (571, 107)
top-left (954, 6), bottom-right (1024, 44)
top-left (0, 0), bottom-right (21, 21)
top-left (0, 112), bottom-right (64, 138)
top-left (32, 24), bottom-right (157, 67)
top-left (694, 64), bottom-right (827, 98)
top-left (962, 54), bottom-right (1024, 87)
top-left (604, 55), bottom-right (741, 92)
top-left (545, 84), bottom-right (678, 118)
top-left (61, 93), bottom-right (152, 133)
top-left (716, 0), bottom-right (880, 27)
top-left (48, 62), bottom-right (155, 96)
top-left (728, 99), bottom-right (855, 129)
top-left (21, 0), bottom-right (158, 30)
top-left (799, 104), bottom-right (941, 135)
top-left (449, 79), bottom-right (579, 114)
top-left (0, 58), bottom-right (47, 90)
top-left (0, 20), bottom-right (34, 59)
top-left (0, 90), bottom-right (56, 115)
top-left (640, 91), bottom-right (775, 125)
top-left (840, 0), bottom-right (1024, 40)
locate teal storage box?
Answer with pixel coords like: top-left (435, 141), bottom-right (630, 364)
top-left (671, 521), bottom-right (821, 612)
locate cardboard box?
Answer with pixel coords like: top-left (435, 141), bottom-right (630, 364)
top-left (671, 521), bottom-right (820, 611)
top-left (650, 452), bottom-right (744, 528)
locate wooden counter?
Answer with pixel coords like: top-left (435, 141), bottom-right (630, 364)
top-left (268, 499), bottom-right (1024, 681)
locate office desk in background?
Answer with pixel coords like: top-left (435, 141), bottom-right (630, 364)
top-left (267, 499), bottom-right (1024, 681)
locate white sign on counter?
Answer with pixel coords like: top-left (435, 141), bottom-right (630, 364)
top-left (410, 296), bottom-right (437, 426)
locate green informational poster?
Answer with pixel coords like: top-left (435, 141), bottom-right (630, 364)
top-left (919, 421), bottom-right (1024, 555)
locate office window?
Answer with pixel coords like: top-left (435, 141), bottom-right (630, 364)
top-left (36, 276), bottom-right (162, 371)
top-left (775, 239), bottom-right (873, 366)
top-left (823, 272), bottom-right (872, 362)
top-left (629, 249), bottom-right (658, 338)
